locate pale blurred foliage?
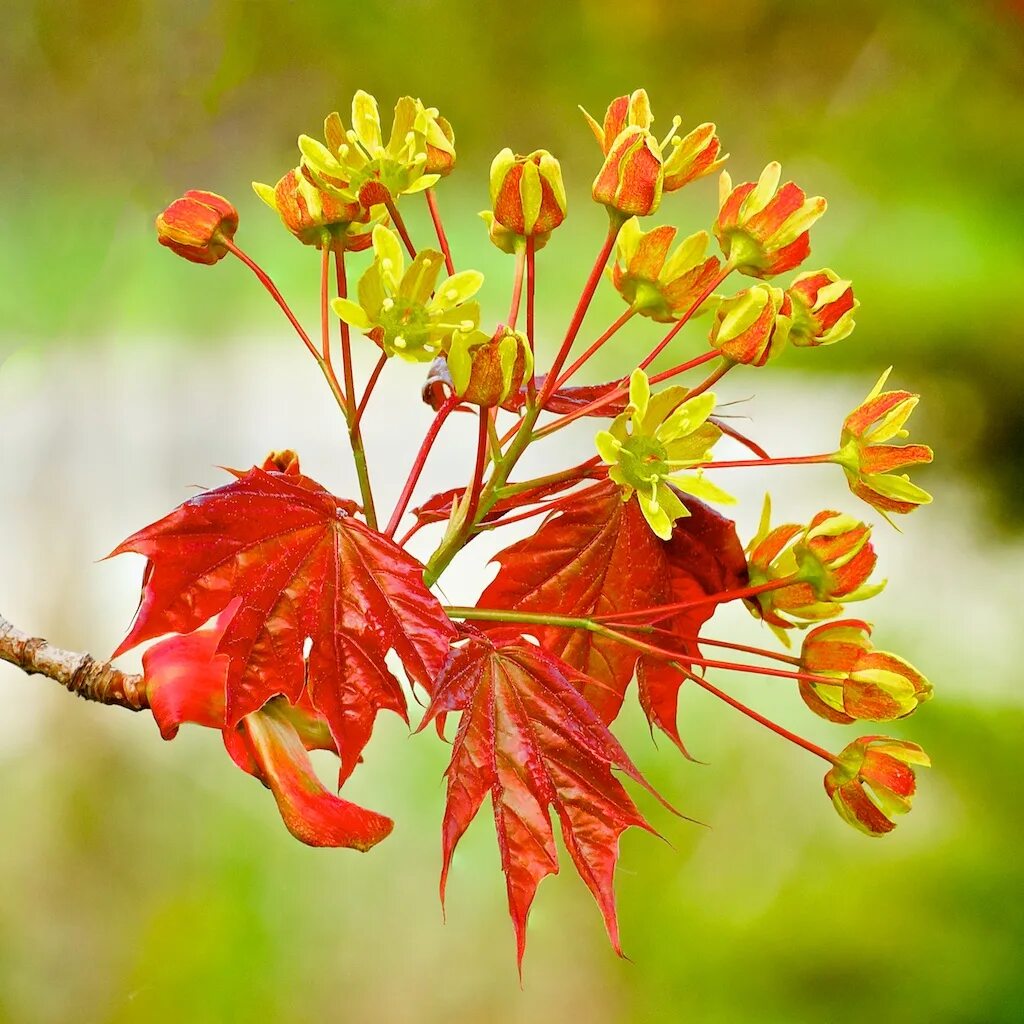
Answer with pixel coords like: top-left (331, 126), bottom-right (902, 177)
top-left (1, 2), bottom-right (1022, 1022)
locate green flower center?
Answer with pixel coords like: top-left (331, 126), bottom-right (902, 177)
top-left (616, 434), bottom-right (668, 490)
top-left (379, 299), bottom-right (432, 354)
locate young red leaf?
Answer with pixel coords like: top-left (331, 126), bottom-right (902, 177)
top-left (502, 376), bottom-right (629, 416)
top-left (112, 466), bottom-right (457, 781)
top-left (477, 480), bottom-right (671, 723)
top-left (420, 633), bottom-right (659, 967)
top-left (635, 496), bottom-right (748, 752)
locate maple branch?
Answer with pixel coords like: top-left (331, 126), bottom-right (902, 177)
top-left (0, 613), bottom-right (148, 712)
top-left (425, 189), bottom-right (455, 274)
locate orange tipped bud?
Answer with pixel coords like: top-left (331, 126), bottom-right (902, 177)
top-left (825, 736), bottom-right (930, 836)
top-left (489, 149), bottom-right (567, 238)
top-left (448, 325), bottom-right (534, 408)
top-left (787, 269), bottom-right (857, 347)
top-left (156, 190), bottom-right (238, 265)
top-left (709, 284), bottom-right (791, 365)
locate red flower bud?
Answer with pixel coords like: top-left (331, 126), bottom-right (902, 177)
top-left (254, 166), bottom-right (365, 248)
top-left (786, 269), bottom-right (857, 347)
top-left (489, 149), bottom-right (567, 238)
top-left (709, 285), bottom-right (791, 366)
top-left (448, 325), bottom-right (534, 408)
top-left (592, 127), bottom-right (664, 218)
top-left (714, 163), bottom-right (825, 278)
top-left (824, 736), bottom-right (930, 836)
top-left (155, 190), bottom-right (238, 265)
top-left (799, 620), bottom-right (933, 723)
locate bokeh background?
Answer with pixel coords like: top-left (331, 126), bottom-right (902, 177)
top-left (2, 2), bottom-right (1022, 1021)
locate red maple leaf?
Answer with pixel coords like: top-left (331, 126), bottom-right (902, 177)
top-left (477, 481), bottom-right (747, 744)
top-left (477, 480), bottom-right (672, 723)
top-left (112, 466), bottom-right (457, 781)
top-left (636, 495), bottom-right (748, 754)
top-left (419, 632), bottom-right (661, 967)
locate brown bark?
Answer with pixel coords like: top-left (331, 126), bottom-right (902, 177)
top-left (0, 612), bottom-right (148, 711)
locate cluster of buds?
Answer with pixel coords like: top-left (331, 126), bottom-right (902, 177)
top-left (745, 500), bottom-right (885, 634)
top-left (611, 219), bottom-right (722, 322)
top-left (583, 89), bottom-right (724, 220)
top-left (799, 620), bottom-right (932, 723)
top-left (595, 369), bottom-right (732, 539)
top-left (832, 369), bottom-right (934, 516)
top-left (332, 225), bottom-right (482, 363)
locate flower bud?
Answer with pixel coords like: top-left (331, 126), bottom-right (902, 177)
top-left (448, 325), bottom-right (534, 408)
top-left (833, 369), bottom-right (933, 517)
top-left (787, 269), bottom-right (857, 347)
top-left (799, 620), bottom-right (933, 723)
top-left (709, 284), bottom-right (791, 365)
top-left (744, 499), bottom-right (885, 634)
top-left (155, 190), bottom-right (238, 265)
top-left (489, 149), bottom-right (567, 238)
top-left (415, 101), bottom-right (456, 177)
top-left (611, 219), bottom-right (721, 323)
top-left (253, 166), bottom-right (365, 248)
top-left (824, 736), bottom-right (930, 836)
top-left (261, 449), bottom-right (302, 476)
top-left (662, 122), bottom-right (727, 191)
top-left (591, 126), bottom-right (664, 218)
top-left (714, 162), bottom-right (825, 278)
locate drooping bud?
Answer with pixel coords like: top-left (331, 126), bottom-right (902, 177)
top-left (824, 736), bottom-right (930, 836)
top-left (155, 190), bottom-right (238, 265)
top-left (832, 369), bottom-right (933, 516)
top-left (447, 325), bottom-right (534, 408)
top-left (799, 620), bottom-right (933, 723)
top-left (786, 269), bottom-right (857, 347)
top-left (611, 219), bottom-right (721, 323)
top-left (489, 149), bottom-right (567, 239)
top-left (714, 162), bottom-right (826, 278)
top-left (708, 284), bottom-right (791, 365)
top-left (253, 166), bottom-right (366, 248)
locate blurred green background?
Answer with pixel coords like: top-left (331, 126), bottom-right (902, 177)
top-left (1, 2), bottom-right (1022, 1022)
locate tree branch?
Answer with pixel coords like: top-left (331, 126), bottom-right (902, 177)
top-left (0, 612), bottom-right (148, 711)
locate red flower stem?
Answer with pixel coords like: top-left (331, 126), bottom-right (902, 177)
top-left (334, 243), bottom-right (378, 529)
top-left (594, 578), bottom-right (793, 626)
top-left (384, 196), bottom-right (417, 258)
top-left (508, 246), bottom-right (526, 330)
top-left (697, 453), bottom-right (834, 470)
top-left (463, 410), bottom-right (490, 530)
top-left (386, 394), bottom-right (459, 538)
top-left (320, 242), bottom-right (336, 369)
top-left (714, 420), bottom-right (772, 461)
top-left (225, 241), bottom-right (321, 364)
top-left (474, 492), bottom-right (582, 532)
top-left (352, 352), bottom-right (388, 431)
top-left (531, 348), bottom-right (722, 442)
top-left (526, 237), bottom-right (537, 401)
top-left (683, 358), bottom-right (732, 401)
top-left (553, 308), bottom-right (637, 391)
top-left (687, 636), bottom-right (801, 667)
top-left (686, 672), bottom-right (836, 763)
top-left (638, 260), bottom-right (734, 371)
top-left (425, 189), bottom-right (454, 274)
top-left (395, 520), bottom-right (427, 548)
top-left (536, 215), bottom-right (622, 409)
